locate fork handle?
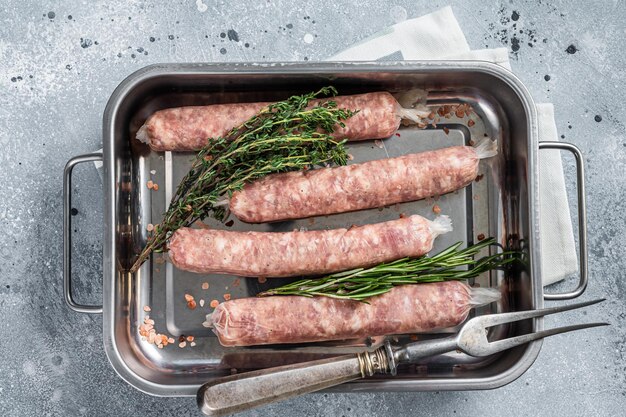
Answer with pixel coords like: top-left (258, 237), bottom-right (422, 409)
top-left (197, 349), bottom-right (391, 416)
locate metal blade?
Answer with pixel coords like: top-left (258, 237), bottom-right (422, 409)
top-left (486, 322), bottom-right (609, 354)
top-left (475, 298), bottom-right (605, 328)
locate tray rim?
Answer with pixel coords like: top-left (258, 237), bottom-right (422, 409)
top-left (101, 61), bottom-right (542, 396)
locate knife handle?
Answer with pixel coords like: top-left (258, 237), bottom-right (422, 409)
top-left (197, 348), bottom-right (391, 416)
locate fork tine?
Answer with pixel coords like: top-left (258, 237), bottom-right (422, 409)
top-left (486, 322), bottom-right (609, 354)
top-left (476, 298), bottom-right (606, 328)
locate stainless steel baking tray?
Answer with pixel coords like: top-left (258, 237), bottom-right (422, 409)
top-left (63, 62), bottom-right (588, 396)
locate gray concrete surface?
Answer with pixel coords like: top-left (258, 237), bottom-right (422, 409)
top-left (0, 0), bottom-right (624, 416)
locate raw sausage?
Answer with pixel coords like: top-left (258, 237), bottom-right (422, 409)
top-left (169, 215), bottom-right (450, 277)
top-left (136, 92), bottom-right (430, 151)
top-left (208, 281), bottom-right (499, 347)
top-left (168, 214), bottom-right (451, 277)
top-left (138, 102), bottom-right (268, 152)
top-left (205, 281), bottom-right (501, 346)
top-left (229, 139), bottom-right (497, 223)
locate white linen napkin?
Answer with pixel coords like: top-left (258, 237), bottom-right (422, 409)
top-left (328, 6), bottom-right (577, 286)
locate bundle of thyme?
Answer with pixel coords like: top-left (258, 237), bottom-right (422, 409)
top-left (257, 238), bottom-right (521, 301)
top-left (130, 87), bottom-right (353, 272)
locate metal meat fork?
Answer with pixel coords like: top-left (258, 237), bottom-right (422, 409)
top-left (197, 299), bottom-right (608, 416)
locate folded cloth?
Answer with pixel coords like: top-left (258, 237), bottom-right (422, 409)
top-left (327, 6), bottom-right (577, 286)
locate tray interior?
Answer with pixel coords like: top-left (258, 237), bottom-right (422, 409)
top-left (104, 64), bottom-right (538, 394)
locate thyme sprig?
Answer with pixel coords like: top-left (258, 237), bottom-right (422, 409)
top-left (257, 238), bottom-right (521, 301)
top-left (130, 87), bottom-right (353, 272)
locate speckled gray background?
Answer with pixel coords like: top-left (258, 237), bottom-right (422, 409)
top-left (1, 0), bottom-right (625, 416)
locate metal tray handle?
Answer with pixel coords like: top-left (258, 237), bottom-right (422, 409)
top-left (539, 142), bottom-right (587, 300)
top-left (63, 152), bottom-right (104, 313)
